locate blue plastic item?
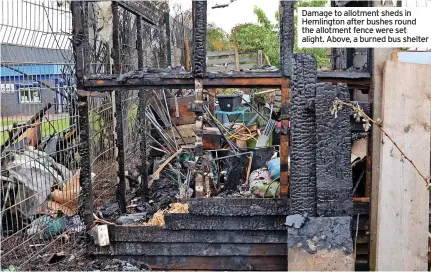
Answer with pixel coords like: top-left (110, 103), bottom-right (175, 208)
top-left (267, 157), bottom-right (280, 180)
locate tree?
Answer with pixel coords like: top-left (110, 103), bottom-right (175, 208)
top-left (207, 23), bottom-right (231, 51)
top-left (294, 0), bottom-right (330, 68)
top-left (230, 6), bottom-right (280, 67)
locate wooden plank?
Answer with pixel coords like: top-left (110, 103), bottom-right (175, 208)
top-left (207, 63), bottom-right (257, 73)
top-left (375, 61), bottom-right (431, 271)
top-left (164, 214), bottom-right (286, 230)
top-left (107, 226), bottom-right (287, 243)
top-left (239, 55), bottom-right (258, 63)
top-left (186, 198), bottom-right (289, 216)
top-left (207, 50), bottom-right (235, 57)
top-left (369, 48), bottom-right (393, 271)
top-left (207, 57), bottom-right (235, 65)
top-left (94, 242), bottom-right (287, 256)
top-left (94, 256), bottom-right (287, 271)
top-left (207, 55), bottom-right (258, 66)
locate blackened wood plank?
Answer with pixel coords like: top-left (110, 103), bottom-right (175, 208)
top-left (164, 214), bottom-right (286, 231)
top-left (95, 256), bottom-right (287, 271)
top-left (186, 198), bottom-right (289, 216)
top-left (94, 242), bottom-right (287, 256)
top-left (108, 226), bottom-right (287, 243)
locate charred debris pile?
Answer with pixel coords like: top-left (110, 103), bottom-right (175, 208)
top-left (105, 84), bottom-right (287, 226)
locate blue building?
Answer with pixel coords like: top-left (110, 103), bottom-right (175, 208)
top-left (0, 44), bottom-right (75, 117)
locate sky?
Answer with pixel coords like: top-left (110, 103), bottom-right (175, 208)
top-left (170, 0), bottom-right (280, 33)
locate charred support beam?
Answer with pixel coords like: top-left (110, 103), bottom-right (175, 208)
top-left (71, 1), bottom-right (86, 87)
top-left (279, 0), bottom-right (294, 197)
top-left (82, 72), bottom-right (370, 91)
top-left (112, 2), bottom-right (127, 213)
top-left (279, 79), bottom-right (290, 197)
top-left (288, 54), bottom-right (354, 271)
top-left (280, 0), bottom-right (295, 77)
top-left (365, 48), bottom-right (374, 198)
top-left (290, 54), bottom-right (317, 216)
top-left (194, 78), bottom-right (204, 198)
top-left (315, 83), bottom-right (353, 216)
top-left (136, 18), bottom-right (148, 196)
top-left (77, 95), bottom-right (93, 226)
top-left (136, 17), bottom-right (144, 68)
top-left (192, 0), bottom-right (207, 198)
top-left (72, 1), bottom-right (93, 227)
top-left (112, 1), bottom-right (156, 26)
top-left (139, 90), bottom-right (148, 196)
top-left (192, 0), bottom-right (206, 78)
top-left (165, 12), bottom-right (172, 67)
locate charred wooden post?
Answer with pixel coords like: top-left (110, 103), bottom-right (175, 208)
top-left (280, 0), bottom-right (295, 77)
top-left (72, 1), bottom-right (94, 227)
top-left (136, 16), bottom-right (149, 196)
top-left (192, 0), bottom-right (207, 198)
top-left (315, 83), bottom-right (352, 216)
top-left (138, 91), bottom-right (148, 196)
top-left (288, 54), bottom-right (354, 271)
top-left (279, 0), bottom-right (295, 197)
top-left (77, 95), bottom-right (94, 226)
top-left (137, 17), bottom-right (144, 69)
top-left (112, 2), bottom-right (127, 213)
top-left (165, 12), bottom-right (172, 67)
top-left (290, 53), bottom-right (318, 216)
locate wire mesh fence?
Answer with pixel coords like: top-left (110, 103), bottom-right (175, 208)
top-left (0, 0), bottom-right (81, 268)
top-left (1, 0), bottom-right (194, 269)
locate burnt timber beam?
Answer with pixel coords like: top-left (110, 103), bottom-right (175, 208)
top-left (279, 0), bottom-right (294, 197)
top-left (315, 83), bottom-right (353, 216)
top-left (104, 1), bottom-right (156, 26)
top-left (72, 1), bottom-right (94, 227)
top-left (290, 54), bottom-right (318, 216)
top-left (192, 0), bottom-right (207, 197)
top-left (280, 1), bottom-right (295, 77)
top-left (112, 2), bottom-right (127, 213)
top-left (82, 72), bottom-right (369, 91)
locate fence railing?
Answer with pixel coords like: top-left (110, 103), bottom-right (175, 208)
top-left (207, 50), bottom-right (264, 72)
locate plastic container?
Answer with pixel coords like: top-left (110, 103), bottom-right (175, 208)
top-left (216, 91), bottom-right (243, 112)
top-left (267, 157), bottom-right (280, 180)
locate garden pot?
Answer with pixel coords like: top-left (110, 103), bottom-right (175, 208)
top-left (216, 91), bottom-right (243, 112)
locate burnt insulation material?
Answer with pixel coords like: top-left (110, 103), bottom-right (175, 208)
top-left (315, 83), bottom-right (353, 217)
top-left (290, 53), bottom-right (318, 216)
top-left (287, 216), bottom-right (354, 254)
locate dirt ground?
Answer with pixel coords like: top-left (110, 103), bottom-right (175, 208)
top-left (1, 234), bottom-right (149, 271)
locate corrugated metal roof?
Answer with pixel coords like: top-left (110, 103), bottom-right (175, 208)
top-left (0, 44), bottom-right (73, 64)
top-left (0, 64), bottom-right (66, 77)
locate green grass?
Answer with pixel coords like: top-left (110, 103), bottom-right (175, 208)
top-left (0, 119), bottom-right (71, 146)
top-left (1, 104), bottom-right (139, 146)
